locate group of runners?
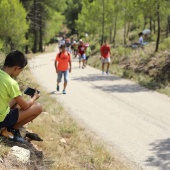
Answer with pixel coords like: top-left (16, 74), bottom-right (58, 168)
top-left (55, 37), bottom-right (111, 94)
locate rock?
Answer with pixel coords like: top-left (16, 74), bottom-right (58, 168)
top-left (42, 112), bottom-right (49, 115)
top-left (8, 146), bottom-right (30, 164)
top-left (0, 157), bottom-right (3, 163)
top-left (60, 138), bottom-right (66, 144)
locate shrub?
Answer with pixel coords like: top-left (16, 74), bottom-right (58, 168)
top-left (159, 37), bottom-right (170, 51)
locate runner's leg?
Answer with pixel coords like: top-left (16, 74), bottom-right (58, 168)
top-left (63, 70), bottom-right (69, 90)
top-left (106, 62), bottom-right (110, 72)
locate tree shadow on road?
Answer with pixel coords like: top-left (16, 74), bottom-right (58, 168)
top-left (145, 138), bottom-right (170, 170)
top-left (72, 74), bottom-right (149, 93)
top-left (95, 84), bottom-right (148, 93)
top-left (73, 74), bottom-right (120, 82)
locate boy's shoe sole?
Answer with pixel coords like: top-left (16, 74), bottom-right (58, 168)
top-left (1, 128), bottom-right (14, 139)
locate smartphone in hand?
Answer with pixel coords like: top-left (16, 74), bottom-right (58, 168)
top-left (24, 87), bottom-right (40, 97)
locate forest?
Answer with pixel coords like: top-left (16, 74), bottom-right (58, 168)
top-left (0, 0), bottom-right (170, 54)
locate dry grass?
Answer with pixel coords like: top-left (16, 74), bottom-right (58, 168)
top-left (89, 42), bottom-right (170, 96)
top-left (0, 44), bottom-right (130, 170)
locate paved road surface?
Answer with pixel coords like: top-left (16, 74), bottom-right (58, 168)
top-left (29, 50), bottom-right (170, 170)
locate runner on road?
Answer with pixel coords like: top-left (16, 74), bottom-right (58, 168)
top-left (77, 39), bottom-right (86, 69)
top-left (58, 36), bottom-right (65, 51)
top-left (72, 41), bottom-right (78, 58)
top-left (85, 43), bottom-right (91, 66)
top-left (100, 40), bottom-right (111, 74)
top-left (55, 44), bottom-right (72, 94)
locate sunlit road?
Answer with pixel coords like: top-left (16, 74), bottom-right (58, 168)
top-left (30, 50), bottom-right (170, 170)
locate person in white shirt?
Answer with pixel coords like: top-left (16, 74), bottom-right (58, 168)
top-left (58, 36), bottom-right (65, 49)
top-left (131, 32), bottom-right (144, 48)
top-left (138, 32), bottom-right (143, 45)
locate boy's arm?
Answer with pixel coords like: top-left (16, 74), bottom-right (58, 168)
top-left (14, 91), bottom-right (40, 110)
top-left (55, 55), bottom-right (58, 73)
top-left (69, 58), bottom-right (72, 73)
top-left (55, 61), bottom-right (58, 73)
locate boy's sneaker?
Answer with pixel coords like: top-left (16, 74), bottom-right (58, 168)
top-left (10, 129), bottom-right (26, 143)
top-left (57, 85), bottom-right (59, 91)
top-left (102, 71), bottom-right (104, 74)
top-left (106, 71), bottom-right (109, 75)
top-left (1, 128), bottom-right (14, 139)
top-left (63, 90), bottom-right (66, 94)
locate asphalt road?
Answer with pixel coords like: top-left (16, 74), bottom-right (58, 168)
top-left (29, 49), bottom-right (170, 170)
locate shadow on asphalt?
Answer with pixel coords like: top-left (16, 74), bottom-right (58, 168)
top-left (145, 138), bottom-right (170, 170)
top-left (48, 91), bottom-right (64, 95)
top-left (72, 74), bottom-right (149, 93)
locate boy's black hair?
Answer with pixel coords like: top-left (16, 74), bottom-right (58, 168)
top-left (4, 50), bottom-right (27, 68)
top-left (138, 32), bottom-right (143, 36)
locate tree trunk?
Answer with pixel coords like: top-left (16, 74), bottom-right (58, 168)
top-left (166, 16), bottom-right (170, 38)
top-left (143, 15), bottom-right (147, 30)
top-left (101, 0), bottom-right (105, 45)
top-left (33, 29), bottom-right (38, 53)
top-left (153, 20), bottom-right (156, 34)
top-left (155, 3), bottom-right (160, 52)
top-left (127, 22), bottom-right (130, 37)
top-left (109, 27), bottom-right (112, 43)
top-left (113, 14), bottom-right (117, 47)
top-left (150, 16), bottom-right (152, 31)
top-left (33, 0), bottom-right (38, 53)
top-left (169, 16), bottom-right (170, 33)
top-left (124, 22), bottom-right (127, 45)
top-left (39, 14), bottom-right (43, 52)
top-left (25, 32), bottom-right (29, 54)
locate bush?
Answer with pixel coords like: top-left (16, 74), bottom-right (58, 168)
top-left (130, 24), bottom-right (138, 31)
top-left (129, 34), bottom-right (137, 41)
top-left (159, 37), bottom-right (170, 51)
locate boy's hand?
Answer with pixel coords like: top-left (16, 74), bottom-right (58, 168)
top-left (69, 68), bottom-right (71, 73)
top-left (32, 89), bottom-right (40, 100)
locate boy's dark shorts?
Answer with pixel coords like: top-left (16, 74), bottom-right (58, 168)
top-left (0, 108), bottom-right (19, 128)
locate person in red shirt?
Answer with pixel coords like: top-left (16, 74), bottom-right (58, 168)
top-left (77, 40), bottom-right (86, 69)
top-left (55, 44), bottom-right (72, 94)
top-left (100, 40), bottom-right (111, 74)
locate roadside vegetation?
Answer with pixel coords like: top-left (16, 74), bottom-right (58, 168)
top-left (0, 44), bottom-right (130, 170)
top-left (86, 36), bottom-right (170, 97)
top-left (1, 0), bottom-right (170, 169)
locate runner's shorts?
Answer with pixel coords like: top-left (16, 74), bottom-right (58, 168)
top-left (0, 108), bottom-right (19, 128)
top-left (57, 70), bottom-right (69, 83)
top-left (101, 57), bottom-right (111, 63)
top-left (79, 54), bottom-right (86, 60)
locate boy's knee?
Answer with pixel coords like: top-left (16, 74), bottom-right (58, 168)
top-left (34, 102), bottom-right (43, 115)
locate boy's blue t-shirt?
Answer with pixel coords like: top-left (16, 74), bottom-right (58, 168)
top-left (0, 69), bottom-right (21, 122)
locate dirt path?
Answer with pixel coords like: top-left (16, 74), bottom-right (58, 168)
top-left (29, 49), bottom-right (170, 170)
